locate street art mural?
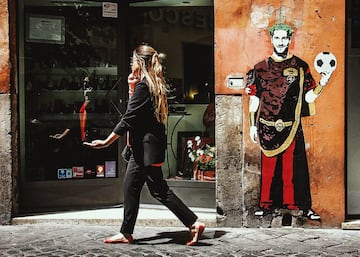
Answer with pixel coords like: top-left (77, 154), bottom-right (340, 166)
top-left (245, 23), bottom-right (337, 220)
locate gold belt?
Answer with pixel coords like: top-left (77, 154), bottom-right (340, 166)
top-left (259, 118), bottom-right (293, 132)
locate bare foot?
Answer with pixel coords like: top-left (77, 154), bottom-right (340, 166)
top-left (187, 221), bottom-right (205, 246)
top-left (104, 233), bottom-right (134, 244)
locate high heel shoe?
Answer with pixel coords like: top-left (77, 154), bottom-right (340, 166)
top-left (187, 222), bottom-right (205, 246)
top-left (104, 233), bottom-right (134, 244)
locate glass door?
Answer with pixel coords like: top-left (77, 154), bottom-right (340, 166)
top-left (128, 0), bottom-right (216, 208)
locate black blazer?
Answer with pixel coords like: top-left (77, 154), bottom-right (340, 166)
top-left (112, 79), bottom-right (166, 166)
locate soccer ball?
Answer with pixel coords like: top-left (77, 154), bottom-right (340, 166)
top-left (314, 52), bottom-right (337, 75)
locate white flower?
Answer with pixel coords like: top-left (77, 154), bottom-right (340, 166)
top-left (195, 136), bottom-right (201, 146)
top-left (187, 140), bottom-right (193, 147)
top-left (188, 152), bottom-right (196, 162)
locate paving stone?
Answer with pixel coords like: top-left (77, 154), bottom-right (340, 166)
top-left (1, 224), bottom-right (360, 256)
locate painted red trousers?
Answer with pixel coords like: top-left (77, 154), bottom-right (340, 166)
top-left (260, 140), bottom-right (298, 210)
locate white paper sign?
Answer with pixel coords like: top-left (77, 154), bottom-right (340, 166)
top-left (103, 2), bottom-right (118, 18)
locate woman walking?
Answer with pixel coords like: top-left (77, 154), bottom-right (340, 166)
top-left (84, 43), bottom-right (205, 246)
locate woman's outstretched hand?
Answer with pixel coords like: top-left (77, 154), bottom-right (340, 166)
top-left (83, 132), bottom-right (120, 149)
top-left (83, 140), bottom-right (108, 149)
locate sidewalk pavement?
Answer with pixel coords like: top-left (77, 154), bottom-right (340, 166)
top-left (2, 205), bottom-right (360, 257)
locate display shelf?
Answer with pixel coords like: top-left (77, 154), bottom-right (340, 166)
top-left (37, 113), bottom-right (119, 121)
top-left (28, 66), bottom-right (118, 76)
top-left (35, 89), bottom-right (117, 94)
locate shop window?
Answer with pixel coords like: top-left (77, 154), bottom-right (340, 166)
top-left (22, 2), bottom-right (120, 181)
top-left (21, 1), bottom-right (215, 183)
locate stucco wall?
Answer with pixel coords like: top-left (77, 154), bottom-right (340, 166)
top-left (215, 0), bottom-right (345, 227)
top-left (215, 95), bottom-right (245, 227)
top-left (0, 0), bottom-right (12, 224)
top-left (0, 94), bottom-right (12, 224)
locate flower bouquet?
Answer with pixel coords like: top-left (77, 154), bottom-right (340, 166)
top-left (187, 136), bottom-right (216, 181)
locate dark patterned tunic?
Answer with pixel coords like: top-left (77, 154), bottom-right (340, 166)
top-left (248, 55), bottom-right (317, 157)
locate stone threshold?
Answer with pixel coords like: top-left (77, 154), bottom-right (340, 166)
top-left (11, 204), bottom-right (217, 227)
top-left (341, 220), bottom-right (360, 230)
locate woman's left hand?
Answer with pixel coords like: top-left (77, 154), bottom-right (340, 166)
top-left (83, 140), bottom-right (107, 149)
top-left (83, 132), bottom-right (120, 149)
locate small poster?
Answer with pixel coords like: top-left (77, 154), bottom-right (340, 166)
top-left (72, 166), bottom-right (84, 178)
top-left (105, 161), bottom-right (116, 178)
top-left (58, 168), bottom-right (72, 179)
top-left (96, 165), bottom-right (105, 177)
top-left (85, 169), bottom-right (95, 178)
top-left (102, 2), bottom-right (118, 18)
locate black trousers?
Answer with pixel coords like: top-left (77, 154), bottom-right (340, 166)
top-left (120, 155), bottom-right (198, 234)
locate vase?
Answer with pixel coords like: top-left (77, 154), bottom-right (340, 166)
top-left (193, 167), bottom-right (215, 181)
top-left (202, 170), bottom-right (215, 181)
top-left (193, 168), bottom-right (202, 180)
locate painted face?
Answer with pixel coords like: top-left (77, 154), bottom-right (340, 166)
top-left (271, 29), bottom-right (291, 56)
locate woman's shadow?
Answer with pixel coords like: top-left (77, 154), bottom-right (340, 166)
top-left (134, 229), bottom-right (227, 246)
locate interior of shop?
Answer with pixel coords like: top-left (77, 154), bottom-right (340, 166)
top-left (127, 2), bottom-right (215, 180)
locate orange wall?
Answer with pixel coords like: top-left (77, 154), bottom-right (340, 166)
top-left (215, 0), bottom-right (345, 226)
top-left (0, 0), bottom-right (10, 93)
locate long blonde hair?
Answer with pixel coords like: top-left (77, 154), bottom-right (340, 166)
top-left (133, 44), bottom-right (168, 124)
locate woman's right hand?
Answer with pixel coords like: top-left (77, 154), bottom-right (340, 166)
top-left (128, 72), bottom-right (140, 97)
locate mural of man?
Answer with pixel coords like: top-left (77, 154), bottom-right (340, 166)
top-left (246, 23), bottom-right (334, 220)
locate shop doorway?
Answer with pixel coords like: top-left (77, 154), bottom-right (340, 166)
top-left (347, 0), bottom-right (360, 218)
top-left (128, 0), bottom-right (215, 208)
